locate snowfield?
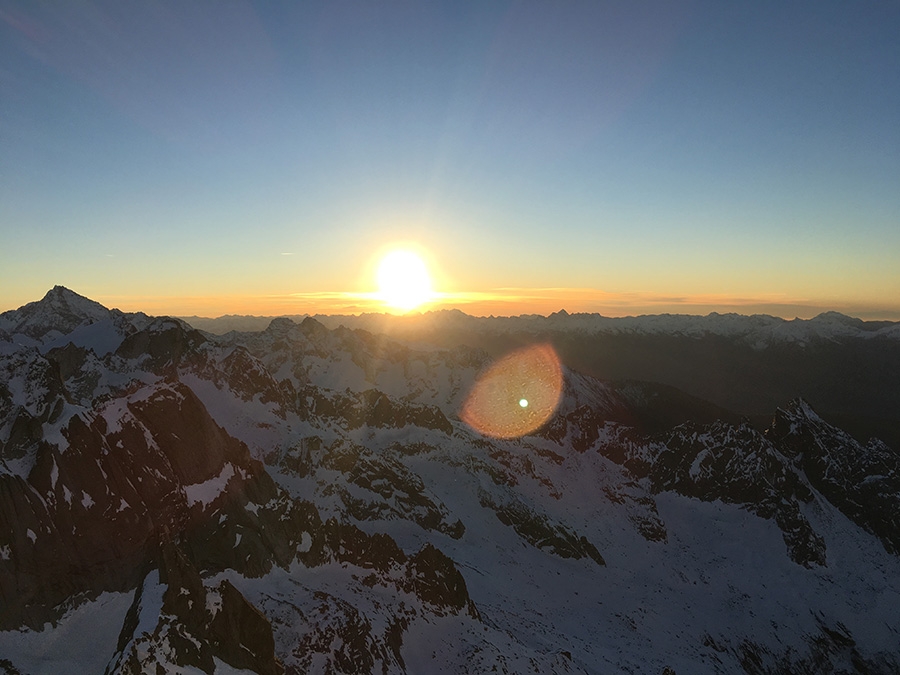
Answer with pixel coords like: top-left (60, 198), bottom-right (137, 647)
top-left (1, 288), bottom-right (899, 674)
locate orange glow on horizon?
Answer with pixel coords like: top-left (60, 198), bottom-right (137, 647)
top-left (0, 286), bottom-right (864, 321)
top-left (79, 287), bottom-right (900, 322)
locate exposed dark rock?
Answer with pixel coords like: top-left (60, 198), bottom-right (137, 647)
top-left (209, 579), bottom-right (283, 675)
top-left (4, 288), bottom-right (900, 673)
top-left (296, 439), bottom-right (465, 539)
top-left (276, 589), bottom-right (400, 675)
top-left (2, 409), bottom-right (45, 460)
top-left (540, 404), bottom-right (614, 453)
top-left (107, 539), bottom-right (284, 675)
top-left (0, 658), bottom-right (24, 675)
top-left (322, 519), bottom-right (407, 572)
top-left (195, 345), bottom-right (292, 416)
top-left (768, 399), bottom-right (900, 555)
top-left (479, 491), bottom-right (606, 566)
top-left (116, 318), bottom-right (207, 371)
top-left (602, 480), bottom-right (668, 543)
top-left (406, 543), bottom-right (477, 617)
top-left (709, 615), bottom-right (900, 675)
top-left (0, 380), bottom-right (300, 629)
top-left (652, 420), bottom-right (826, 567)
top-left (297, 385), bottom-right (453, 434)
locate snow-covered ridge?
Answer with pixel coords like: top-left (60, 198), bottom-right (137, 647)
top-left (3, 286), bottom-right (900, 673)
top-left (8, 287), bottom-right (896, 347)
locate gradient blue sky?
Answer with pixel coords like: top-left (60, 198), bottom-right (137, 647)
top-left (2, 1), bottom-right (899, 318)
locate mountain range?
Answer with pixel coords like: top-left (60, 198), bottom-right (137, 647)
top-left (183, 307), bottom-right (900, 450)
top-left (1, 286), bottom-right (899, 674)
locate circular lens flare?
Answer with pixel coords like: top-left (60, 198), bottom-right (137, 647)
top-left (460, 344), bottom-right (563, 439)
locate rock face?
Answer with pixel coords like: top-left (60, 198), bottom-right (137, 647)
top-left (106, 540), bottom-right (284, 675)
top-left (1, 288), bottom-right (900, 674)
top-left (297, 386), bottom-right (454, 434)
top-left (650, 420), bottom-right (826, 567)
top-left (0, 379), bottom-right (304, 629)
top-left (768, 399), bottom-right (900, 555)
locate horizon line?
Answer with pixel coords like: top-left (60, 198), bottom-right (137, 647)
top-left (4, 286), bottom-right (900, 322)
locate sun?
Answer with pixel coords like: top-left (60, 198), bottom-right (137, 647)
top-left (376, 249), bottom-right (434, 312)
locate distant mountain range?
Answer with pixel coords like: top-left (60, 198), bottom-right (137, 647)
top-left (182, 306), bottom-right (900, 343)
top-left (180, 305), bottom-right (900, 450)
top-left (1, 286), bottom-right (899, 673)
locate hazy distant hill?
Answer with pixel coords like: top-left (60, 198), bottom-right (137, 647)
top-left (1, 288), bottom-right (899, 673)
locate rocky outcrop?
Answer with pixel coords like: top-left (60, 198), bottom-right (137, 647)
top-left (479, 491), bottom-right (606, 565)
top-left (298, 385), bottom-right (454, 434)
top-left (540, 404), bottom-right (611, 453)
top-left (115, 317), bottom-right (207, 372)
top-left (0, 380), bottom-right (306, 629)
top-left (0, 349), bottom-right (68, 463)
top-left (106, 539), bottom-right (284, 675)
top-left (651, 420), bottom-right (826, 567)
top-left (280, 435), bottom-right (469, 541)
top-left (194, 345), bottom-right (294, 416)
top-left (768, 399), bottom-right (900, 555)
top-left (406, 543), bottom-right (477, 616)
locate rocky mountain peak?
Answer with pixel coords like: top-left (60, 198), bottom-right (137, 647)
top-left (41, 285), bottom-right (106, 312)
top-left (768, 398), bottom-right (900, 556)
top-left (299, 316), bottom-right (329, 338)
top-left (0, 286), bottom-right (111, 340)
top-left (106, 538), bottom-right (285, 675)
top-left (115, 317), bottom-right (207, 369)
top-left (264, 317), bottom-right (297, 334)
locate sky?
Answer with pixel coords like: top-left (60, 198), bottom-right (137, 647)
top-left (1, 1), bottom-right (899, 319)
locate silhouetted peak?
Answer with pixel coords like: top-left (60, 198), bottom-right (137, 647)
top-left (299, 316), bottom-right (329, 338)
top-left (810, 311), bottom-right (862, 327)
top-left (265, 317), bottom-right (297, 333)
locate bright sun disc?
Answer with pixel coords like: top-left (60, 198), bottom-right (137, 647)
top-left (376, 249), bottom-right (434, 311)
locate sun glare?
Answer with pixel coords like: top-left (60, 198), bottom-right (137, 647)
top-left (376, 249), bottom-right (434, 312)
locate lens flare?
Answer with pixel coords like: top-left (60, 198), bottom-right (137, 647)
top-left (460, 344), bottom-right (563, 439)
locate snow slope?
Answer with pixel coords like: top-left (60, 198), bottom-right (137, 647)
top-left (1, 289), bottom-right (899, 674)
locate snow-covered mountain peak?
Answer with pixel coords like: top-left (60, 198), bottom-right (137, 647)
top-left (0, 286), bottom-right (111, 341)
top-left (41, 285), bottom-right (107, 314)
top-left (3, 288), bottom-right (900, 673)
